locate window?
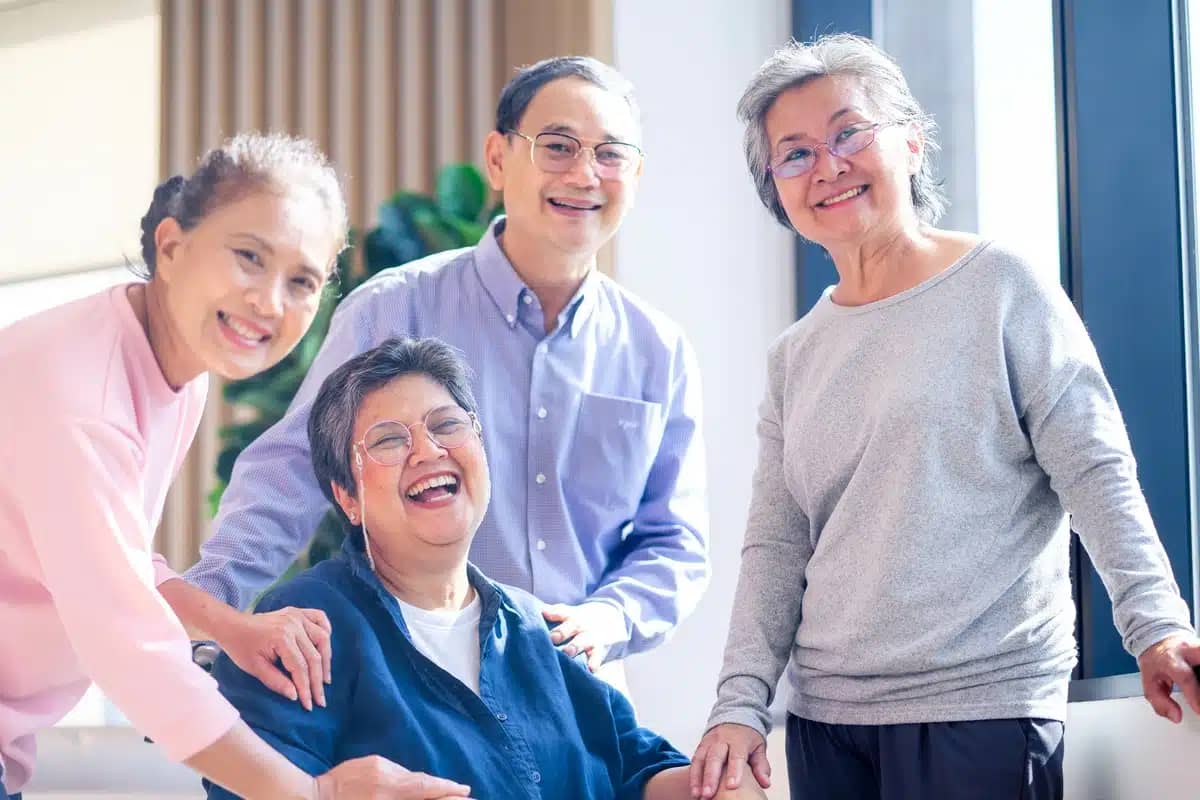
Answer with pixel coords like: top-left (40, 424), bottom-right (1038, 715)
top-left (793, 0), bottom-right (1197, 684)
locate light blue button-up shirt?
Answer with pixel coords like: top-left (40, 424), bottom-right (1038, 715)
top-left (187, 219), bottom-right (709, 656)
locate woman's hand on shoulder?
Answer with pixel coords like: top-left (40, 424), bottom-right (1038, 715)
top-left (217, 605), bottom-right (333, 711)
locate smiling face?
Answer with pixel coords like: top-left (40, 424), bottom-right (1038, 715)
top-left (484, 76), bottom-right (642, 262)
top-left (765, 76), bottom-right (921, 249)
top-left (333, 374), bottom-right (491, 564)
top-left (152, 187), bottom-right (337, 380)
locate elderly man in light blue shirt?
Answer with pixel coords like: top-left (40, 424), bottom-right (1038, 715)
top-left (161, 56), bottom-right (709, 696)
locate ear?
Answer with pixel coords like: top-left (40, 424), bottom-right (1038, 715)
top-left (153, 217), bottom-right (186, 283)
top-left (331, 478), bottom-right (361, 524)
top-left (483, 131), bottom-right (509, 192)
top-left (904, 122), bottom-right (924, 176)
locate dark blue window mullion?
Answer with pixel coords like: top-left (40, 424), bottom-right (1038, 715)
top-left (792, 0), bottom-right (873, 314)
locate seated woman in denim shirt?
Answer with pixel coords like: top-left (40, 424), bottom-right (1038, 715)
top-left (206, 337), bottom-right (762, 800)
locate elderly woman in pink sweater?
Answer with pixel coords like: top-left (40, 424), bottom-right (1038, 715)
top-left (0, 133), bottom-right (470, 800)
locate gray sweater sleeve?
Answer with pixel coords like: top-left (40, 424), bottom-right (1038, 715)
top-left (1012, 273), bottom-right (1194, 656)
top-left (705, 340), bottom-right (812, 739)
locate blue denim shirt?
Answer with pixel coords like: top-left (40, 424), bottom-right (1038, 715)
top-left (188, 217), bottom-right (709, 658)
top-left (205, 540), bottom-right (688, 800)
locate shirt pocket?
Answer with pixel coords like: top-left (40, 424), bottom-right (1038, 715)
top-left (566, 393), bottom-right (665, 516)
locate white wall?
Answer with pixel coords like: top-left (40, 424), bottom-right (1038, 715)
top-left (612, 0), bottom-right (795, 754)
top-left (0, 0), bottom-right (159, 283)
top-left (1065, 694), bottom-right (1199, 800)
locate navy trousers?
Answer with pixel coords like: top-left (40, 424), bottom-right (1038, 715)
top-left (785, 714), bottom-right (1064, 800)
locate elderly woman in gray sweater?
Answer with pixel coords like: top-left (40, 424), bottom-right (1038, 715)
top-left (690, 34), bottom-right (1200, 800)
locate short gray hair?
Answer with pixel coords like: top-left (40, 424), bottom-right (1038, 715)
top-left (307, 337), bottom-right (479, 546)
top-left (738, 34), bottom-right (946, 229)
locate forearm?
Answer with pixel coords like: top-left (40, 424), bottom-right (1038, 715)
top-left (185, 720), bottom-right (316, 800)
top-left (642, 766), bottom-right (691, 800)
top-left (160, 576), bottom-right (244, 642)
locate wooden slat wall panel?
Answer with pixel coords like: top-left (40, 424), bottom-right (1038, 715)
top-left (157, 0), bottom-right (613, 571)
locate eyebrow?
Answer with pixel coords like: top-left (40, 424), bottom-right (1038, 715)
top-left (367, 404), bottom-right (459, 429)
top-left (230, 232), bottom-right (326, 281)
top-left (541, 122), bottom-right (630, 144)
top-left (772, 106), bottom-right (864, 151)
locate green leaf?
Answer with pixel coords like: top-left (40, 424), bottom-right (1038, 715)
top-left (207, 480), bottom-right (227, 518)
top-left (435, 164), bottom-right (488, 222)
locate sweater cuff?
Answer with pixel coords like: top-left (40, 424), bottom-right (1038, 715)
top-left (152, 553), bottom-right (182, 588)
top-left (705, 675), bottom-right (774, 740)
top-left (1128, 622), bottom-right (1197, 659)
top-left (704, 707), bottom-right (771, 742)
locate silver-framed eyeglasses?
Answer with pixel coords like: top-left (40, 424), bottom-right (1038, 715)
top-left (355, 407), bottom-right (481, 467)
top-left (507, 130), bottom-right (643, 179)
top-left (768, 121), bottom-right (899, 179)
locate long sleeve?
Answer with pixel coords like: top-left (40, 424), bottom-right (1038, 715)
top-left (1015, 280), bottom-right (1194, 656)
top-left (205, 579), bottom-right (353, 800)
top-left (705, 343), bottom-right (811, 739)
top-left (12, 418), bottom-right (239, 762)
top-left (588, 336), bottom-right (710, 657)
top-left (187, 294), bottom-right (382, 609)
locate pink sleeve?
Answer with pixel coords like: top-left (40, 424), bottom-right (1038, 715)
top-left (14, 419), bottom-right (238, 762)
top-left (152, 552), bottom-right (182, 587)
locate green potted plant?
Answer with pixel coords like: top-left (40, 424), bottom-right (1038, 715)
top-left (209, 163), bottom-right (501, 576)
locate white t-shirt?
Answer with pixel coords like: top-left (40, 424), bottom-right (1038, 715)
top-left (394, 591), bottom-right (483, 696)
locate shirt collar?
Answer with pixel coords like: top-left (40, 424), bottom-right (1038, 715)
top-left (474, 216), bottom-right (599, 338)
top-left (565, 270), bottom-right (599, 338)
top-left (339, 537), bottom-right (515, 623)
top-left (473, 217), bottom-right (527, 330)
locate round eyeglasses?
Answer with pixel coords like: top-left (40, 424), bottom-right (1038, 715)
top-left (354, 407), bottom-right (480, 467)
top-left (768, 121), bottom-right (899, 180)
top-left (507, 130), bottom-right (643, 180)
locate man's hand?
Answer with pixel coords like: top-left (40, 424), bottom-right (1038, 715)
top-left (314, 756), bottom-right (473, 799)
top-left (218, 607), bottom-right (333, 711)
top-left (1138, 632), bottom-right (1200, 723)
top-left (689, 723), bottom-right (771, 800)
top-left (542, 602), bottom-right (627, 672)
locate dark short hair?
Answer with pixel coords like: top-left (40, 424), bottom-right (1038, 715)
top-left (136, 132), bottom-right (348, 278)
top-left (495, 55), bottom-right (640, 136)
top-left (307, 337), bottom-right (479, 546)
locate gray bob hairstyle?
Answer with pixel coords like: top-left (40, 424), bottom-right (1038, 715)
top-left (737, 33), bottom-right (947, 229)
top-left (307, 337), bottom-right (479, 547)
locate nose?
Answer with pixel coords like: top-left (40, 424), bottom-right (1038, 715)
top-left (562, 149), bottom-right (601, 187)
top-left (247, 275), bottom-right (285, 319)
top-left (407, 424), bottom-right (447, 465)
top-left (812, 145), bottom-right (849, 182)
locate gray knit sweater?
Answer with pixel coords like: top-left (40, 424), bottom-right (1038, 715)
top-left (707, 241), bottom-right (1194, 737)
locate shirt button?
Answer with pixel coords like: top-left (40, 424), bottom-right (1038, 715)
top-left (505, 314), bottom-right (515, 324)
top-left (535, 473), bottom-right (547, 484)
top-left (531, 771), bottom-right (541, 784)
top-left (496, 712), bottom-right (507, 722)
top-left (537, 407), bottom-right (548, 419)
top-left (523, 294), bottom-right (533, 305)
top-left (536, 539), bottom-right (547, 551)
top-left (537, 343), bottom-right (547, 354)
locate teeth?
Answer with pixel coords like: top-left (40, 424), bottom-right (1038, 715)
top-left (222, 313), bottom-right (264, 341)
top-left (552, 199), bottom-right (596, 210)
top-left (406, 474), bottom-right (459, 498)
top-left (819, 186), bottom-right (865, 206)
